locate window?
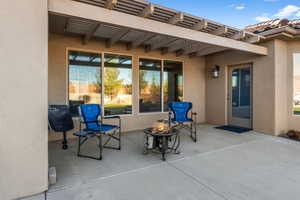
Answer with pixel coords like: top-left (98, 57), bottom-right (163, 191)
top-left (68, 50), bottom-right (102, 116)
top-left (104, 54), bottom-right (132, 115)
top-left (294, 53), bottom-right (300, 115)
top-left (139, 58), bottom-right (184, 113)
top-left (163, 60), bottom-right (183, 111)
top-left (139, 59), bottom-right (162, 113)
top-left (68, 50), bottom-right (133, 116)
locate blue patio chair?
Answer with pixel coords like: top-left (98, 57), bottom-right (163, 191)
top-left (74, 104), bottom-right (121, 160)
top-left (168, 101), bottom-right (197, 142)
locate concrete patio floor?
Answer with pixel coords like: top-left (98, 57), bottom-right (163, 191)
top-left (24, 125), bottom-right (300, 200)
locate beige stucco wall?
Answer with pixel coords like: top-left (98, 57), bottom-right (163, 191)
top-left (0, 1), bottom-right (48, 200)
top-left (206, 41), bottom-right (279, 135)
top-left (48, 33), bottom-right (205, 140)
top-left (274, 40), bottom-right (288, 135)
top-left (287, 41), bottom-right (300, 131)
top-left (206, 39), bottom-right (300, 136)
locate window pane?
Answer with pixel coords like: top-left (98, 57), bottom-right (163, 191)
top-left (139, 59), bottom-right (162, 113)
top-left (68, 50), bottom-right (101, 116)
top-left (231, 68), bottom-right (251, 119)
top-left (163, 60), bottom-right (183, 111)
top-left (294, 53), bottom-right (300, 115)
top-left (104, 54), bottom-right (132, 115)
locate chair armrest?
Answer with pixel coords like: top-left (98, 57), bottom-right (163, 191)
top-left (104, 116), bottom-right (121, 129)
top-left (80, 120), bottom-right (101, 124)
top-left (104, 116), bottom-right (120, 119)
top-left (191, 111), bottom-right (197, 123)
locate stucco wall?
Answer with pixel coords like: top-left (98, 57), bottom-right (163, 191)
top-left (205, 41), bottom-right (278, 135)
top-left (0, 1), bottom-right (48, 199)
top-left (48, 33), bottom-right (205, 140)
top-left (205, 39), bottom-right (300, 136)
top-left (287, 41), bottom-right (300, 131)
top-left (274, 40), bottom-right (288, 135)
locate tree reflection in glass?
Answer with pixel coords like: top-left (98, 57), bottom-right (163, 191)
top-left (68, 50), bottom-right (101, 116)
top-left (139, 59), bottom-right (162, 113)
top-left (104, 54), bottom-right (132, 115)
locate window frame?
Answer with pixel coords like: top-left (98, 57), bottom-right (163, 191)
top-left (138, 56), bottom-right (184, 114)
top-left (293, 52), bottom-right (300, 116)
top-left (103, 53), bottom-right (134, 116)
top-left (66, 48), bottom-right (134, 117)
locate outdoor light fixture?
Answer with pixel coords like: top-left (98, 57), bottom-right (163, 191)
top-left (211, 65), bottom-right (220, 78)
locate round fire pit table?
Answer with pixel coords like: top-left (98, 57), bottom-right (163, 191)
top-left (143, 127), bottom-right (180, 161)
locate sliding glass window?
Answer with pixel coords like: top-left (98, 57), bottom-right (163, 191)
top-left (163, 60), bottom-right (183, 111)
top-left (139, 59), bottom-right (162, 113)
top-left (293, 53), bottom-right (300, 115)
top-left (104, 54), bottom-right (132, 115)
top-left (68, 50), bottom-right (102, 116)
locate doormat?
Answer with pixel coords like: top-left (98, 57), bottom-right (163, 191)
top-left (215, 125), bottom-right (252, 134)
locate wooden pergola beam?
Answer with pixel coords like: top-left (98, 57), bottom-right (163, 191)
top-left (210, 26), bottom-right (228, 36)
top-left (127, 34), bottom-right (157, 50)
top-left (190, 46), bottom-right (228, 57)
top-left (244, 35), bottom-right (261, 43)
top-left (161, 47), bottom-right (168, 55)
top-left (150, 38), bottom-right (179, 51)
top-left (49, 0), bottom-right (268, 56)
top-left (176, 49), bottom-right (185, 57)
top-left (105, 0), bottom-right (117, 10)
top-left (83, 23), bottom-right (101, 45)
top-left (106, 29), bottom-right (130, 48)
top-left (144, 44), bottom-right (151, 53)
top-left (169, 12), bottom-right (184, 25)
top-left (231, 31), bottom-right (246, 40)
top-left (184, 44), bottom-right (210, 55)
top-left (140, 3), bottom-right (154, 18)
top-left (63, 18), bottom-right (70, 33)
top-left (192, 20), bottom-right (208, 31)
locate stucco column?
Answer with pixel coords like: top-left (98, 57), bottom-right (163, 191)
top-left (0, 1), bottom-right (48, 199)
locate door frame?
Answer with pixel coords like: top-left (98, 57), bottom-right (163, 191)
top-left (227, 63), bottom-right (253, 128)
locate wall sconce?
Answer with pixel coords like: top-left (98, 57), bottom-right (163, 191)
top-left (211, 65), bottom-right (220, 79)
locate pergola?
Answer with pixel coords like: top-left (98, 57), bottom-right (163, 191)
top-left (49, 0), bottom-right (268, 57)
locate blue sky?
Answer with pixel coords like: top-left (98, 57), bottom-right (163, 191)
top-left (149, 0), bottom-right (300, 28)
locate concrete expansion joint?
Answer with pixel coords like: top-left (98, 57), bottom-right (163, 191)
top-left (167, 162), bottom-right (229, 200)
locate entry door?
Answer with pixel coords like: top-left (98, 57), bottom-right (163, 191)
top-left (228, 64), bottom-right (252, 128)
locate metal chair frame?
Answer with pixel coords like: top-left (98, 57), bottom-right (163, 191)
top-left (75, 105), bottom-right (121, 160)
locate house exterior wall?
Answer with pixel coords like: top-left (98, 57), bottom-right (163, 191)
top-left (206, 39), bottom-right (300, 136)
top-left (274, 40), bottom-right (288, 135)
top-left (0, 1), bottom-right (48, 199)
top-left (205, 41), bottom-right (278, 135)
top-left (48, 33), bottom-right (206, 140)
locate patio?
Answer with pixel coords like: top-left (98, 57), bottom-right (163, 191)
top-left (26, 125), bottom-right (300, 200)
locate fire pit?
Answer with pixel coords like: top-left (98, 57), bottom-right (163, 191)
top-left (143, 122), bottom-right (180, 161)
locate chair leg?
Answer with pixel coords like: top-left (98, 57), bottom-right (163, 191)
top-left (62, 131), bottom-right (68, 150)
top-left (76, 135), bottom-right (102, 160)
top-left (190, 122), bottom-right (197, 143)
top-left (98, 134), bottom-right (103, 160)
top-left (77, 136), bottom-right (81, 156)
top-left (102, 129), bottom-right (121, 151)
top-left (118, 127), bottom-right (121, 150)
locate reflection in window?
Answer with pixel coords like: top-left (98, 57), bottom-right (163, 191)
top-left (231, 68), bottom-right (251, 119)
top-left (139, 59), bottom-right (162, 113)
top-left (104, 54), bottom-right (132, 115)
top-left (68, 50), bottom-right (101, 116)
top-left (163, 60), bottom-right (183, 111)
top-left (294, 53), bottom-right (300, 115)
